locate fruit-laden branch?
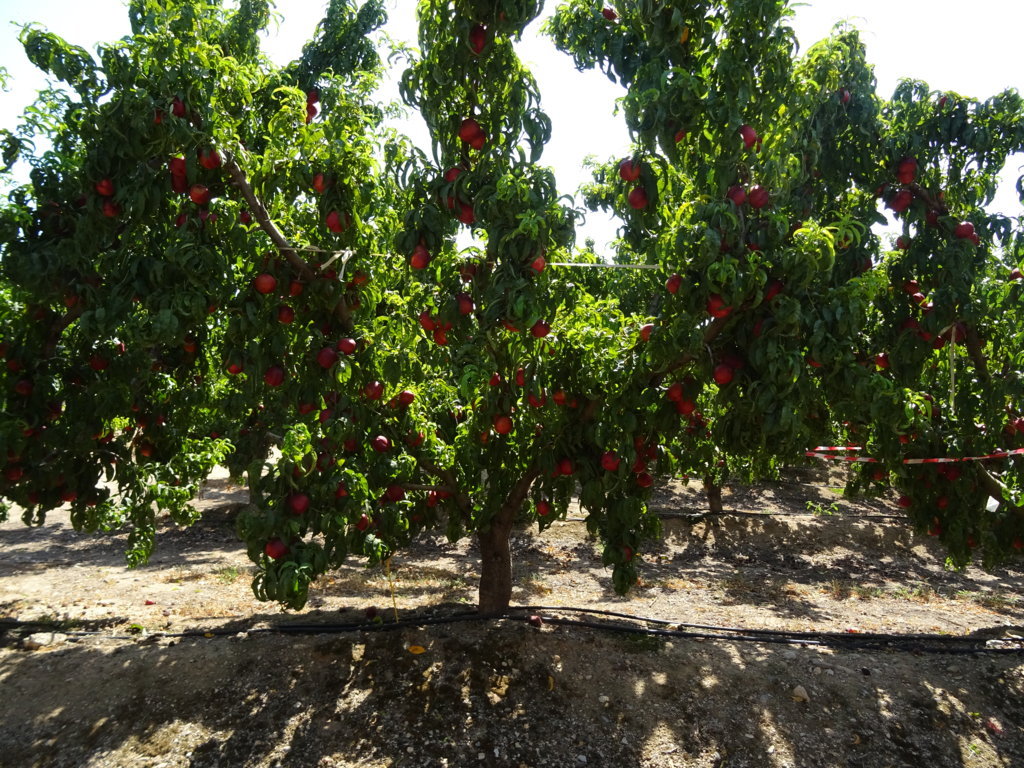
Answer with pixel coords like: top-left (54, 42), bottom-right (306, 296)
top-left (43, 304), bottom-right (84, 358)
top-left (654, 314), bottom-right (732, 384)
top-left (223, 156), bottom-right (315, 282)
top-left (401, 482), bottom-right (455, 493)
top-left (414, 455), bottom-right (473, 523)
top-left (908, 183), bottom-right (949, 214)
top-left (978, 466), bottom-right (1024, 520)
top-left (224, 155), bottom-right (352, 332)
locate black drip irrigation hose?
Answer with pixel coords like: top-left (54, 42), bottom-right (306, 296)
top-left (2, 605), bottom-right (1020, 656)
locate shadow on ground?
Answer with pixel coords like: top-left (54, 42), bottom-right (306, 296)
top-left (0, 618), bottom-right (1020, 768)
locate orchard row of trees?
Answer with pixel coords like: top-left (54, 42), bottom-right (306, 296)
top-left (0, 0), bottom-right (1022, 613)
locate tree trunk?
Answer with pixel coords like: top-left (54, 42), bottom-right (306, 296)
top-left (703, 477), bottom-right (723, 515)
top-left (477, 518), bottom-right (514, 615)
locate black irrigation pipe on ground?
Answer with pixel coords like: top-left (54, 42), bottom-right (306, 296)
top-left (513, 605), bottom-right (1023, 651)
top-left (3, 605), bottom-right (1021, 656)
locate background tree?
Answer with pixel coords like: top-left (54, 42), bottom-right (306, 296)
top-left (1, 0), bottom-right (1022, 616)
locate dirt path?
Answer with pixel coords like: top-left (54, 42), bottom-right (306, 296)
top-left (1, 470), bottom-right (1022, 767)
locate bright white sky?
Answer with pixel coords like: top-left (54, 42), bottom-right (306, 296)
top-left (1, 0), bottom-right (1022, 250)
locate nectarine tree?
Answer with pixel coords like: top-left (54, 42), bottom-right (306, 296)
top-left (1, 0), bottom-right (1022, 616)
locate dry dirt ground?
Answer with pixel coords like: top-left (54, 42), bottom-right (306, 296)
top-left (1, 467), bottom-right (1023, 768)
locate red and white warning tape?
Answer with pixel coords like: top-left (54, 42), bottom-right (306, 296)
top-left (806, 446), bottom-right (1024, 465)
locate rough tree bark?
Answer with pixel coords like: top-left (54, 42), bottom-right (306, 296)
top-left (475, 467), bottom-right (540, 615)
top-left (703, 477), bottom-right (724, 515)
top-left (477, 511), bottom-right (516, 616)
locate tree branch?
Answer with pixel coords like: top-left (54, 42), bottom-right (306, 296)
top-left (964, 325), bottom-right (990, 381)
top-left (909, 183), bottom-right (949, 214)
top-left (401, 482), bottom-right (455, 493)
top-left (653, 313), bottom-right (732, 385)
top-left (225, 153), bottom-right (353, 332)
top-left (978, 465), bottom-right (1024, 520)
top-left (223, 155), bottom-right (315, 283)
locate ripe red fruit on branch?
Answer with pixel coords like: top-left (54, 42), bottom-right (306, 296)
top-left (444, 166), bottom-right (463, 183)
top-left (896, 236), bottom-right (911, 250)
top-left (226, 362), bottom-right (244, 375)
top-left (636, 472), bottom-right (653, 488)
top-left (706, 294), bottom-right (732, 318)
top-left (726, 185), bottom-right (746, 206)
top-left (627, 187), bottom-right (648, 209)
top-left (618, 158), bottom-right (642, 182)
top-left (558, 458), bottom-right (574, 476)
top-left (325, 210), bottom-right (348, 233)
top-left (747, 185), bottom-right (770, 209)
top-left (1009, 268), bottom-right (1023, 281)
top-left (537, 500), bottom-right (551, 517)
top-left (713, 364), bottom-right (734, 386)
top-left (277, 305), bottom-right (294, 324)
top-left (337, 338), bottom-right (357, 355)
top-left (665, 273), bottom-right (682, 294)
top-left (875, 353), bottom-right (890, 369)
top-left (356, 514), bottom-right (371, 531)
top-left (264, 539), bottom-right (289, 559)
top-left (601, 451), bottom-right (621, 471)
top-left (838, 88), bottom-right (851, 105)
top-left (305, 103), bottom-right (317, 123)
top-left (666, 381), bottom-right (684, 402)
top-left (459, 118), bottom-right (484, 144)
top-left (530, 254), bottom-right (546, 273)
top-left (198, 148), bottom-right (221, 170)
top-left (458, 202), bottom-right (476, 225)
top-left (171, 97), bottom-right (186, 118)
top-left (639, 323), bottom-right (654, 342)
top-left (253, 273), bottom-right (277, 294)
top-left (897, 496), bottom-right (912, 509)
top-left (169, 157), bottom-right (186, 177)
top-left (455, 292), bottom-right (475, 316)
top-left (398, 390), bottom-right (415, 407)
top-left (316, 347), bottom-right (339, 369)
top-left (101, 200), bottom-right (121, 218)
top-left (601, 7), bottom-right (617, 20)
top-left (364, 380), bottom-right (384, 400)
top-left (371, 435), bottom-right (391, 453)
top-left (887, 189), bottom-right (913, 213)
top-left (189, 184), bottom-right (210, 205)
top-left (287, 493), bottom-right (310, 515)
top-left (263, 366), bottom-right (285, 387)
top-left (469, 23), bottom-right (487, 55)
top-left (531, 320), bottom-right (551, 338)
top-left (896, 157), bottom-right (918, 185)
top-left (410, 244), bottom-right (431, 270)
top-left (764, 279), bottom-right (784, 303)
top-left (953, 221), bottom-right (975, 240)
top-left (94, 178), bottom-right (115, 197)
top-left (739, 124), bottom-right (758, 149)
top-left (312, 173), bottom-right (329, 194)
top-left (494, 415), bottom-right (513, 434)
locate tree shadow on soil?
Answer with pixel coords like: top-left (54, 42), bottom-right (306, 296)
top-left (0, 504), bottom-right (245, 574)
top-left (0, 619), bottom-right (1021, 768)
